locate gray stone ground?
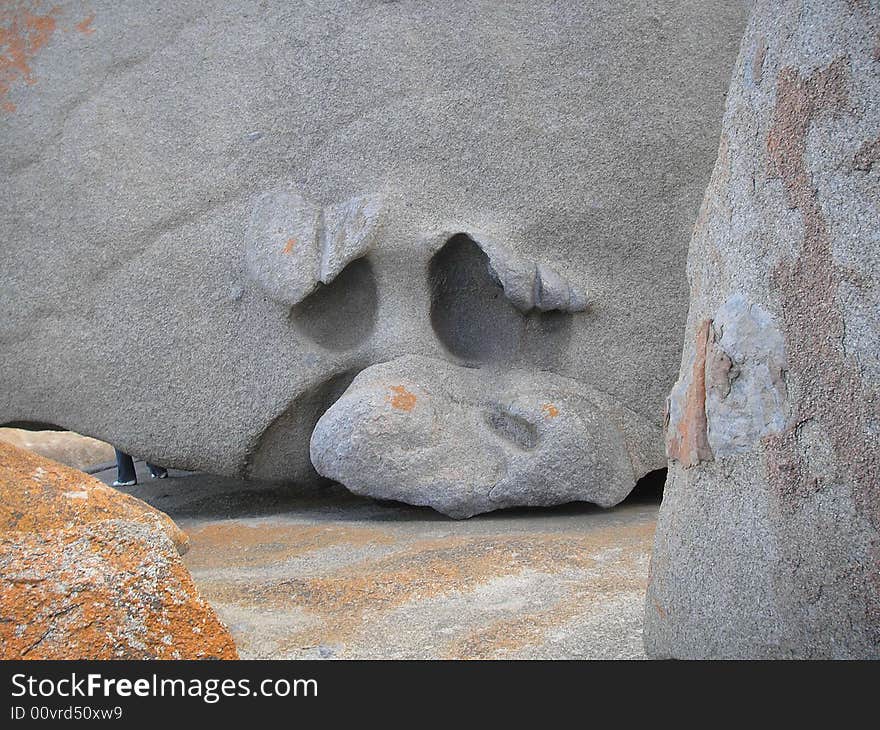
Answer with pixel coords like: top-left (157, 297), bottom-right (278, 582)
top-left (94, 462), bottom-right (658, 659)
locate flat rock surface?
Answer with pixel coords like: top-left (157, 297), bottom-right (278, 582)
top-left (95, 462), bottom-right (660, 659)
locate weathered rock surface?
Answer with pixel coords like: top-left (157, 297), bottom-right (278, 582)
top-left (89, 465), bottom-right (661, 660)
top-left (0, 427), bottom-right (115, 471)
top-left (646, 0), bottom-right (880, 658)
top-left (0, 1), bottom-right (747, 507)
top-left (0, 441), bottom-right (187, 551)
top-left (311, 356), bottom-right (659, 517)
top-left (0, 442), bottom-right (237, 659)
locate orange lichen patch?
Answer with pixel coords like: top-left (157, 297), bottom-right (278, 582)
top-left (74, 12), bottom-right (94, 35)
top-left (0, 522), bottom-right (237, 659)
top-left (199, 520), bottom-right (655, 651)
top-left (184, 521), bottom-right (395, 571)
top-left (388, 385), bottom-right (416, 412)
top-left (0, 2), bottom-right (60, 111)
top-left (444, 572), bottom-right (647, 659)
top-left (2, 100), bottom-right (14, 112)
top-left (541, 403), bottom-right (560, 418)
top-left (0, 441), bottom-right (188, 554)
top-left (666, 320), bottom-right (714, 468)
top-left (281, 237), bottom-right (296, 254)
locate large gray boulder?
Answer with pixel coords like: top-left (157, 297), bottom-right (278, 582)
top-left (1, 2), bottom-right (747, 507)
top-left (645, 0), bottom-right (880, 658)
top-left (311, 356), bottom-right (659, 518)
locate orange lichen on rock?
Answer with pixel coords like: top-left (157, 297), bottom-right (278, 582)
top-left (1, 521), bottom-right (238, 660)
top-left (74, 12), bottom-right (94, 35)
top-left (541, 403), bottom-right (560, 418)
top-left (0, 441), bottom-right (237, 659)
top-left (388, 385), bottom-right (416, 412)
top-left (0, 441), bottom-right (188, 553)
top-left (0, 2), bottom-right (60, 111)
top-left (282, 237), bottom-right (296, 254)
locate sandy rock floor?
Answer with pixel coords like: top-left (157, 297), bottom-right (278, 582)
top-left (94, 462), bottom-right (659, 659)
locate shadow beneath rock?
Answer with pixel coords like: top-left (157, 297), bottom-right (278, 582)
top-left (93, 461), bottom-right (664, 525)
top-left (624, 468), bottom-right (666, 505)
top-left (92, 462), bottom-right (449, 523)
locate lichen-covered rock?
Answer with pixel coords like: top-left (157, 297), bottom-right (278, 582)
top-left (0, 521), bottom-right (238, 659)
top-left (0, 441), bottom-right (187, 553)
top-left (0, 427), bottom-right (115, 471)
top-left (311, 356), bottom-right (658, 518)
top-left (645, 0), bottom-right (880, 659)
top-left (0, 1), bottom-right (747, 504)
top-left (0, 442), bottom-right (237, 659)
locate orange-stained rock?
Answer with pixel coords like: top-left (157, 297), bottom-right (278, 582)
top-left (0, 441), bottom-right (188, 554)
top-left (0, 520), bottom-right (238, 659)
top-left (0, 441), bottom-right (237, 659)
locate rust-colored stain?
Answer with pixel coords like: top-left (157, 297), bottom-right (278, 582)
top-left (444, 571), bottom-right (647, 659)
top-left (0, 3), bottom-right (59, 111)
top-left (184, 521), bottom-right (394, 571)
top-left (195, 520), bottom-right (656, 653)
top-left (74, 12), bottom-right (94, 35)
top-left (666, 319), bottom-right (714, 468)
top-left (767, 59), bottom-right (849, 210)
top-left (541, 403), bottom-right (560, 419)
top-left (765, 58), bottom-right (879, 524)
top-left (762, 55), bottom-right (880, 629)
top-left (281, 237), bottom-right (296, 254)
top-left (388, 385), bottom-right (416, 412)
top-left (0, 3), bottom-right (97, 114)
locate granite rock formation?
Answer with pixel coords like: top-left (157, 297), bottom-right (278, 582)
top-left (0, 442), bottom-right (237, 659)
top-left (311, 356), bottom-right (658, 518)
top-left (1, 1), bottom-right (747, 511)
top-left (645, 0), bottom-right (880, 658)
